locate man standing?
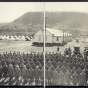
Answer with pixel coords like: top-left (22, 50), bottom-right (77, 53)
top-left (15, 65), bottom-right (21, 85)
top-left (52, 69), bottom-right (58, 85)
top-left (21, 65), bottom-right (28, 84)
top-left (35, 66), bottom-right (40, 85)
top-left (40, 67), bottom-right (44, 86)
top-left (28, 67), bottom-right (34, 85)
top-left (72, 71), bottom-right (79, 86)
top-left (65, 69), bottom-right (71, 86)
top-left (8, 64), bottom-right (14, 85)
top-left (79, 70), bottom-right (86, 86)
top-left (59, 70), bottom-right (65, 85)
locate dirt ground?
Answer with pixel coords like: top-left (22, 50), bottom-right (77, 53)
top-left (0, 37), bottom-right (87, 54)
top-left (46, 38), bottom-right (88, 55)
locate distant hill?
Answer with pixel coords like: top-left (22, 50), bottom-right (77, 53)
top-left (0, 11), bottom-right (88, 36)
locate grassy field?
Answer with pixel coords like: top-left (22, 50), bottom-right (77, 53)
top-left (0, 38), bottom-right (87, 54)
top-left (0, 40), bottom-right (43, 54)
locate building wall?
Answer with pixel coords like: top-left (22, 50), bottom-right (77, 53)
top-left (33, 29), bottom-right (72, 44)
top-left (52, 36), bottom-right (63, 44)
top-left (33, 30), bottom-right (52, 43)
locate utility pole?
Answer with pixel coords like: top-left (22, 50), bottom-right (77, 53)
top-left (63, 31), bottom-right (64, 44)
top-left (43, 17), bottom-right (48, 52)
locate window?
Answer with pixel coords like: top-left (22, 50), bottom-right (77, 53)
top-left (57, 37), bottom-right (59, 41)
top-left (39, 36), bottom-right (41, 41)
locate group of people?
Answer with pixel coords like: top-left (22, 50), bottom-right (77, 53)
top-left (0, 51), bottom-right (44, 85)
top-left (0, 50), bottom-right (88, 86)
top-left (45, 52), bottom-right (88, 86)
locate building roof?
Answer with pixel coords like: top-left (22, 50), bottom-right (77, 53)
top-left (46, 28), bottom-right (72, 37)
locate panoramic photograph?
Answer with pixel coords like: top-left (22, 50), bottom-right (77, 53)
top-left (45, 2), bottom-right (88, 86)
top-left (0, 2), bottom-right (44, 86)
top-left (1, 2), bottom-right (88, 87)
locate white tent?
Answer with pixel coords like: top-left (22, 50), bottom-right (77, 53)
top-left (25, 36), bottom-right (31, 41)
top-left (9, 36), bottom-right (15, 40)
top-left (20, 36), bottom-right (26, 41)
top-left (15, 37), bottom-right (20, 41)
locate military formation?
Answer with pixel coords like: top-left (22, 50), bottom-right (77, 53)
top-left (0, 46), bottom-right (88, 86)
top-left (0, 51), bottom-right (44, 85)
top-left (45, 49), bottom-right (88, 86)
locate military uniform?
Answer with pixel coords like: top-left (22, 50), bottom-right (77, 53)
top-left (72, 71), bottom-right (79, 86)
top-left (52, 69), bottom-right (58, 85)
top-left (52, 60), bottom-right (57, 68)
top-left (8, 64), bottom-right (14, 84)
top-left (47, 68), bottom-right (52, 85)
top-left (21, 65), bottom-right (28, 81)
top-left (40, 67), bottom-right (44, 85)
top-left (59, 70), bottom-right (65, 85)
top-left (3, 64), bottom-right (8, 77)
top-left (79, 71), bottom-right (86, 86)
top-left (26, 63), bottom-right (31, 70)
top-left (45, 68), bottom-right (48, 85)
top-left (35, 66), bottom-right (40, 85)
top-left (65, 70), bottom-right (71, 85)
top-left (56, 66), bottom-right (60, 74)
top-left (28, 68), bottom-right (34, 85)
top-left (61, 66), bottom-right (66, 74)
top-left (15, 65), bottom-right (21, 84)
top-left (0, 65), bottom-right (2, 78)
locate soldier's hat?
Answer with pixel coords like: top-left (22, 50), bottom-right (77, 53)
top-left (36, 66), bottom-right (38, 69)
top-left (16, 65), bottom-right (19, 68)
top-left (23, 65), bottom-right (26, 68)
top-left (9, 64), bottom-right (12, 67)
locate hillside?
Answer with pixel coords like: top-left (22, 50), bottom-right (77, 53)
top-left (45, 12), bottom-right (88, 37)
top-left (0, 11), bottom-right (88, 36)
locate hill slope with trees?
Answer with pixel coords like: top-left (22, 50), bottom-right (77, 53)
top-left (0, 11), bottom-right (88, 36)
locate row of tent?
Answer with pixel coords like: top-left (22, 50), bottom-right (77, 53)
top-left (0, 35), bottom-right (32, 41)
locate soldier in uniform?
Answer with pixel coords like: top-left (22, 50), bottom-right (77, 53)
top-left (40, 66), bottom-right (44, 86)
top-left (15, 65), bottom-right (21, 85)
top-left (21, 65), bottom-right (28, 84)
top-left (52, 69), bottom-right (58, 85)
top-left (72, 71), bottom-right (79, 86)
top-left (47, 67), bottom-right (52, 85)
top-left (71, 66), bottom-right (76, 76)
top-left (79, 70), bottom-right (86, 86)
top-left (85, 67), bottom-right (88, 85)
top-left (77, 67), bottom-right (82, 84)
top-left (28, 67), bottom-right (34, 85)
top-left (52, 60), bottom-right (57, 68)
top-left (8, 64), bottom-right (14, 84)
top-left (47, 60), bottom-right (52, 68)
top-left (35, 66), bottom-right (40, 85)
top-left (26, 62), bottom-right (31, 70)
top-left (45, 66), bottom-right (48, 85)
top-left (61, 66), bottom-right (66, 75)
top-left (0, 64), bottom-right (2, 78)
top-left (59, 70), bottom-right (65, 85)
top-left (65, 69), bottom-right (71, 86)
top-left (3, 63), bottom-right (8, 77)
top-left (56, 65), bottom-right (60, 75)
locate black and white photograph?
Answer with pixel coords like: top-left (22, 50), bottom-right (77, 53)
top-left (45, 2), bottom-right (88, 86)
top-left (0, 2), bottom-right (44, 86)
top-left (1, 2), bottom-right (88, 87)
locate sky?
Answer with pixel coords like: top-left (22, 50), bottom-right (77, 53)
top-left (0, 2), bottom-right (44, 23)
top-left (1, 2), bottom-right (88, 22)
top-left (45, 2), bottom-right (88, 12)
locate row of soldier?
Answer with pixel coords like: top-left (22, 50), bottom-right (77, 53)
top-left (45, 53), bottom-right (88, 86)
top-left (0, 63), bottom-right (44, 85)
top-left (46, 65), bottom-right (87, 86)
top-left (0, 51), bottom-right (88, 86)
top-left (0, 52), bottom-right (44, 85)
